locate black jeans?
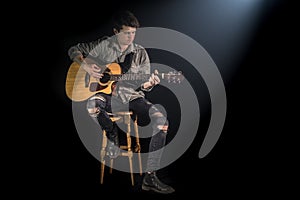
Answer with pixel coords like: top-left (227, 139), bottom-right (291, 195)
top-left (87, 93), bottom-right (169, 172)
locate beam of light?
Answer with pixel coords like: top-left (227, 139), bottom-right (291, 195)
top-left (190, 0), bottom-right (267, 81)
top-left (137, 0), bottom-right (279, 157)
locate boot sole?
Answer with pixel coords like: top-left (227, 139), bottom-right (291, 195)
top-left (142, 184), bottom-right (174, 194)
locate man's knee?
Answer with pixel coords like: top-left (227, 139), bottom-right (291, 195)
top-left (87, 107), bottom-right (100, 118)
top-left (87, 95), bottom-right (106, 117)
top-left (157, 124), bottom-right (168, 132)
top-left (153, 112), bottom-right (169, 133)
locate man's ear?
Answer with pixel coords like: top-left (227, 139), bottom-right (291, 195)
top-left (113, 28), bottom-right (119, 34)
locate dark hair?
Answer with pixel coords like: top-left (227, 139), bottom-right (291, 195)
top-left (112, 10), bottom-right (140, 32)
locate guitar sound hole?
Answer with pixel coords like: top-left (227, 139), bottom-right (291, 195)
top-left (100, 73), bottom-right (110, 84)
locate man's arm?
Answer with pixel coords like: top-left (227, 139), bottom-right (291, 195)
top-left (67, 39), bottom-right (105, 79)
top-left (68, 37), bottom-right (108, 63)
top-left (136, 48), bottom-right (160, 91)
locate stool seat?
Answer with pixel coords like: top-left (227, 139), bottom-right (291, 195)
top-left (100, 111), bottom-right (142, 186)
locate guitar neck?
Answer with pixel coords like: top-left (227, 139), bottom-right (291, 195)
top-left (110, 73), bottom-right (150, 81)
top-left (110, 72), bottom-right (182, 82)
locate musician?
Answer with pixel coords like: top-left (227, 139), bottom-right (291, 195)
top-left (67, 10), bottom-right (175, 194)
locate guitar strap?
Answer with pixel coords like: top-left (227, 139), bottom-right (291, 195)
top-left (119, 52), bottom-right (134, 74)
top-left (110, 52), bottom-right (134, 96)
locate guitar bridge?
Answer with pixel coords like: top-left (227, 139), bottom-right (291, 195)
top-left (90, 82), bottom-right (108, 92)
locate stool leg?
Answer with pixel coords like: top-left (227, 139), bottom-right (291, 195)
top-left (128, 150), bottom-right (134, 186)
top-left (100, 130), bottom-right (107, 184)
top-left (109, 159), bottom-right (113, 174)
top-left (124, 114), bottom-right (134, 186)
top-left (133, 116), bottom-right (143, 176)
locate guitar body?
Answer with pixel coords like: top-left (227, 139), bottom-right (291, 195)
top-left (65, 62), bottom-right (121, 102)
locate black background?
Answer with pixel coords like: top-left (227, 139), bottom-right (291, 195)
top-left (14, 0), bottom-right (296, 198)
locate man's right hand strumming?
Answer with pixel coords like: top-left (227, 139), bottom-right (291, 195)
top-left (82, 63), bottom-right (103, 79)
top-left (74, 55), bottom-right (103, 79)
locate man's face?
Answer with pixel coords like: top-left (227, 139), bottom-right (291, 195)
top-left (116, 25), bottom-right (136, 46)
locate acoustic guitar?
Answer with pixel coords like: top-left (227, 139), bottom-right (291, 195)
top-left (65, 61), bottom-right (184, 102)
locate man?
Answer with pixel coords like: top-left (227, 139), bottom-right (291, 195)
top-left (68, 10), bottom-right (175, 194)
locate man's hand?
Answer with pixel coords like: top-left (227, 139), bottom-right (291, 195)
top-left (82, 63), bottom-right (103, 79)
top-left (143, 70), bottom-right (160, 89)
top-left (149, 72), bottom-right (160, 86)
top-left (74, 55), bottom-right (103, 79)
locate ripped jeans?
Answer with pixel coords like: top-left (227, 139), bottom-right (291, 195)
top-left (87, 93), bottom-right (169, 172)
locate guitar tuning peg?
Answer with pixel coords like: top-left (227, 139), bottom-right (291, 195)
top-left (172, 76), bottom-right (177, 83)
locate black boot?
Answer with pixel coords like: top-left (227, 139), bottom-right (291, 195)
top-left (106, 128), bottom-right (120, 159)
top-left (142, 172), bottom-right (175, 194)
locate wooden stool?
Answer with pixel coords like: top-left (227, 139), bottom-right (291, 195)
top-left (100, 111), bottom-right (142, 186)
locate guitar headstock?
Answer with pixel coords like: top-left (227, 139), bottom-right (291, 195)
top-left (161, 71), bottom-right (184, 84)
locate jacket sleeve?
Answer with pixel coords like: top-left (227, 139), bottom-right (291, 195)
top-left (67, 37), bottom-right (108, 61)
top-left (137, 48), bottom-right (154, 92)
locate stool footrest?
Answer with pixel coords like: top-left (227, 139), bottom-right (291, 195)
top-left (120, 152), bottom-right (133, 157)
top-left (120, 145), bottom-right (130, 149)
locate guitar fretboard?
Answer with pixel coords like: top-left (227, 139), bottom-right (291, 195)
top-left (110, 73), bottom-right (151, 81)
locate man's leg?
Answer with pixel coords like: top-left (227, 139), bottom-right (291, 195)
top-left (87, 93), bottom-right (120, 158)
top-left (129, 98), bottom-right (175, 194)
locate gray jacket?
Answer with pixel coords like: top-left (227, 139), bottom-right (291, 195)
top-left (68, 36), bottom-right (154, 103)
